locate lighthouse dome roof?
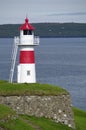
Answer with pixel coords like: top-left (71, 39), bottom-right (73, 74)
top-left (19, 18), bottom-right (35, 30)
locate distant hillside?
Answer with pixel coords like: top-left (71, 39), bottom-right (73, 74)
top-left (0, 23), bottom-right (86, 38)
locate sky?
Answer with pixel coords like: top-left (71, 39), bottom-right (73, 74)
top-left (0, 0), bottom-right (86, 24)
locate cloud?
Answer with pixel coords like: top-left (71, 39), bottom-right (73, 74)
top-left (48, 12), bottom-right (86, 16)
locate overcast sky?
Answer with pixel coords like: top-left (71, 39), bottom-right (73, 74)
top-left (0, 0), bottom-right (86, 24)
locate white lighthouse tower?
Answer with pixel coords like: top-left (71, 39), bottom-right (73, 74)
top-left (17, 18), bottom-right (39, 83)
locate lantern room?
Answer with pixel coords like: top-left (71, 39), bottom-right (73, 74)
top-left (19, 18), bottom-right (36, 45)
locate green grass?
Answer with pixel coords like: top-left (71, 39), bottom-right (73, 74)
top-left (20, 115), bottom-right (73, 130)
top-left (0, 80), bottom-right (68, 96)
top-left (73, 107), bottom-right (86, 130)
top-left (0, 118), bottom-right (35, 130)
top-left (0, 104), bottom-right (16, 120)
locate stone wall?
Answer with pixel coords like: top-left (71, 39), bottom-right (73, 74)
top-left (0, 94), bottom-right (75, 129)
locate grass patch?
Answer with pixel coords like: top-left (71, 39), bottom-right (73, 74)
top-left (0, 118), bottom-right (35, 130)
top-left (20, 115), bottom-right (73, 130)
top-left (73, 107), bottom-right (86, 130)
top-left (0, 80), bottom-right (68, 96)
top-left (0, 104), bottom-right (16, 120)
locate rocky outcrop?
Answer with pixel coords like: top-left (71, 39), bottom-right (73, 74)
top-left (0, 94), bottom-right (75, 129)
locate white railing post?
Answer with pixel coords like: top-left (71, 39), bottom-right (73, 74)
top-left (34, 36), bottom-right (40, 45)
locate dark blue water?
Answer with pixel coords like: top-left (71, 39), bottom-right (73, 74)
top-left (0, 38), bottom-right (86, 110)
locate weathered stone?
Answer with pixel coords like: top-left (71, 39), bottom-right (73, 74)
top-left (0, 94), bottom-right (75, 129)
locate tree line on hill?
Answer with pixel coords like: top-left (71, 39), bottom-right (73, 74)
top-left (0, 23), bottom-right (86, 38)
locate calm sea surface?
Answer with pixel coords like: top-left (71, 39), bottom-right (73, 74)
top-left (0, 38), bottom-right (86, 110)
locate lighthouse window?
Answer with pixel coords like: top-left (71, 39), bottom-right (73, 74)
top-left (23, 30), bottom-right (28, 35)
top-left (29, 30), bottom-right (32, 35)
top-left (23, 30), bottom-right (32, 35)
top-left (27, 70), bottom-right (30, 75)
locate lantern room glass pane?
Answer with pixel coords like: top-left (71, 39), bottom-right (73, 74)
top-left (23, 30), bottom-right (32, 35)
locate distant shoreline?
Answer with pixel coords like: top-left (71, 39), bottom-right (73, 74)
top-left (0, 23), bottom-right (86, 37)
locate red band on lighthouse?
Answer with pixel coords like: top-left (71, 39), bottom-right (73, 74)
top-left (19, 51), bottom-right (35, 64)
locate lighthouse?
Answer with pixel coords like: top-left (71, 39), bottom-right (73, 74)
top-left (17, 18), bottom-right (39, 83)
